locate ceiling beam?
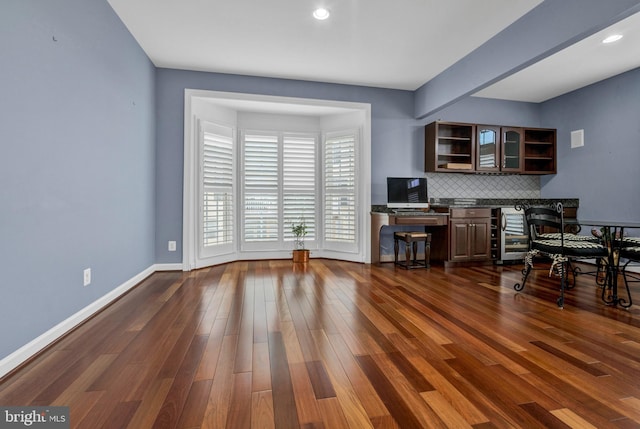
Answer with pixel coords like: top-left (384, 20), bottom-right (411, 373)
top-left (414, 0), bottom-right (640, 119)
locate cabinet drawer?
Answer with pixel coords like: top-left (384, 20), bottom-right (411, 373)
top-left (391, 215), bottom-right (448, 226)
top-left (450, 208), bottom-right (491, 219)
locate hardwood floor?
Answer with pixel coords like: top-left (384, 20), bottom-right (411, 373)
top-left (2, 259), bottom-right (640, 428)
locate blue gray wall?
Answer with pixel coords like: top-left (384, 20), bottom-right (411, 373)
top-left (540, 67), bottom-right (640, 221)
top-left (155, 69), bottom-right (416, 263)
top-left (0, 0), bottom-right (156, 360)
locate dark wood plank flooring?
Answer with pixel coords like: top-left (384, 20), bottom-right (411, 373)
top-left (1, 260), bottom-right (640, 428)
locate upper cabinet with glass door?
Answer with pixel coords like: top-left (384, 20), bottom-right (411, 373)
top-left (425, 121), bottom-right (555, 175)
top-left (501, 127), bottom-right (524, 173)
top-left (476, 125), bottom-right (500, 172)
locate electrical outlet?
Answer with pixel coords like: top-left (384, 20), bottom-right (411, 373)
top-left (83, 268), bottom-right (91, 286)
top-left (168, 241), bottom-right (177, 251)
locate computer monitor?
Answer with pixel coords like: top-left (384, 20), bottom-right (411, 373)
top-left (386, 177), bottom-right (429, 209)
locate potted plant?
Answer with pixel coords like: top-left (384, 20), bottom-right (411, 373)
top-left (291, 218), bottom-right (310, 263)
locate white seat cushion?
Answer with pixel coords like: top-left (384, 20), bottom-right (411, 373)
top-left (532, 238), bottom-right (607, 258)
top-left (537, 232), bottom-right (599, 242)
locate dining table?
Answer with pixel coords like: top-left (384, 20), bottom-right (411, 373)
top-left (579, 219), bottom-right (640, 308)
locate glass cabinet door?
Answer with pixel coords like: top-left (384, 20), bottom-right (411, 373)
top-left (502, 127), bottom-right (523, 172)
top-left (476, 126), bottom-right (500, 172)
top-left (501, 208), bottom-right (529, 259)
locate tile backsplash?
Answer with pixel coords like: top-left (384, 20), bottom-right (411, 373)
top-left (426, 173), bottom-right (540, 200)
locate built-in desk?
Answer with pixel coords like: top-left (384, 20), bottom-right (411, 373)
top-left (371, 199), bottom-right (581, 265)
top-left (371, 212), bottom-right (449, 264)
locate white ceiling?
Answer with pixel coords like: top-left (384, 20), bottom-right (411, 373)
top-left (475, 10), bottom-right (640, 102)
top-left (108, 0), bottom-right (640, 103)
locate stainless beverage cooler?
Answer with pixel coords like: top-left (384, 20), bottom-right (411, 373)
top-left (498, 207), bottom-right (529, 263)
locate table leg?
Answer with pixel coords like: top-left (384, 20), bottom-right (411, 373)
top-left (394, 237), bottom-right (399, 265)
top-left (405, 239), bottom-right (411, 267)
top-left (424, 232), bottom-right (431, 268)
top-left (601, 226), bottom-right (632, 308)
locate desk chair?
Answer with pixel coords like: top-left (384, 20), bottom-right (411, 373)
top-left (514, 202), bottom-right (607, 308)
top-left (394, 231), bottom-right (431, 269)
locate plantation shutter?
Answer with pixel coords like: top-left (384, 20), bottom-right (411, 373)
top-left (283, 135), bottom-right (316, 242)
top-left (324, 131), bottom-right (357, 252)
top-left (243, 133), bottom-right (279, 244)
top-left (200, 122), bottom-right (234, 257)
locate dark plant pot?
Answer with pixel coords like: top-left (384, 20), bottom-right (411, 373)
top-left (292, 249), bottom-right (310, 263)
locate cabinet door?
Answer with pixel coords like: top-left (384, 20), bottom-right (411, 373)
top-left (469, 219), bottom-right (491, 260)
top-left (450, 219), bottom-right (470, 261)
top-left (501, 127), bottom-right (523, 172)
top-left (476, 125), bottom-right (500, 172)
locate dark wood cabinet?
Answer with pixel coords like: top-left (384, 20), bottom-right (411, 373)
top-left (425, 121), bottom-right (474, 172)
top-left (450, 220), bottom-right (471, 261)
top-left (523, 128), bottom-right (557, 174)
top-left (426, 121), bottom-right (556, 175)
top-left (449, 208), bottom-right (491, 262)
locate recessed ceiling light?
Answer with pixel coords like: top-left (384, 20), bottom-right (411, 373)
top-left (602, 34), bottom-right (623, 44)
top-left (313, 8), bottom-right (330, 20)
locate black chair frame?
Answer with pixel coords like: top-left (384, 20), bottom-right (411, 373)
top-left (513, 202), bottom-right (607, 308)
top-left (620, 246), bottom-right (640, 307)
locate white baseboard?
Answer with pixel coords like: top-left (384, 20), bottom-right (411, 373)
top-left (154, 263), bottom-right (184, 271)
top-left (0, 264), bottom-right (168, 380)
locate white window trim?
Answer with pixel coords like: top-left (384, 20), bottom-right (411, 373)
top-left (183, 89), bottom-right (371, 270)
